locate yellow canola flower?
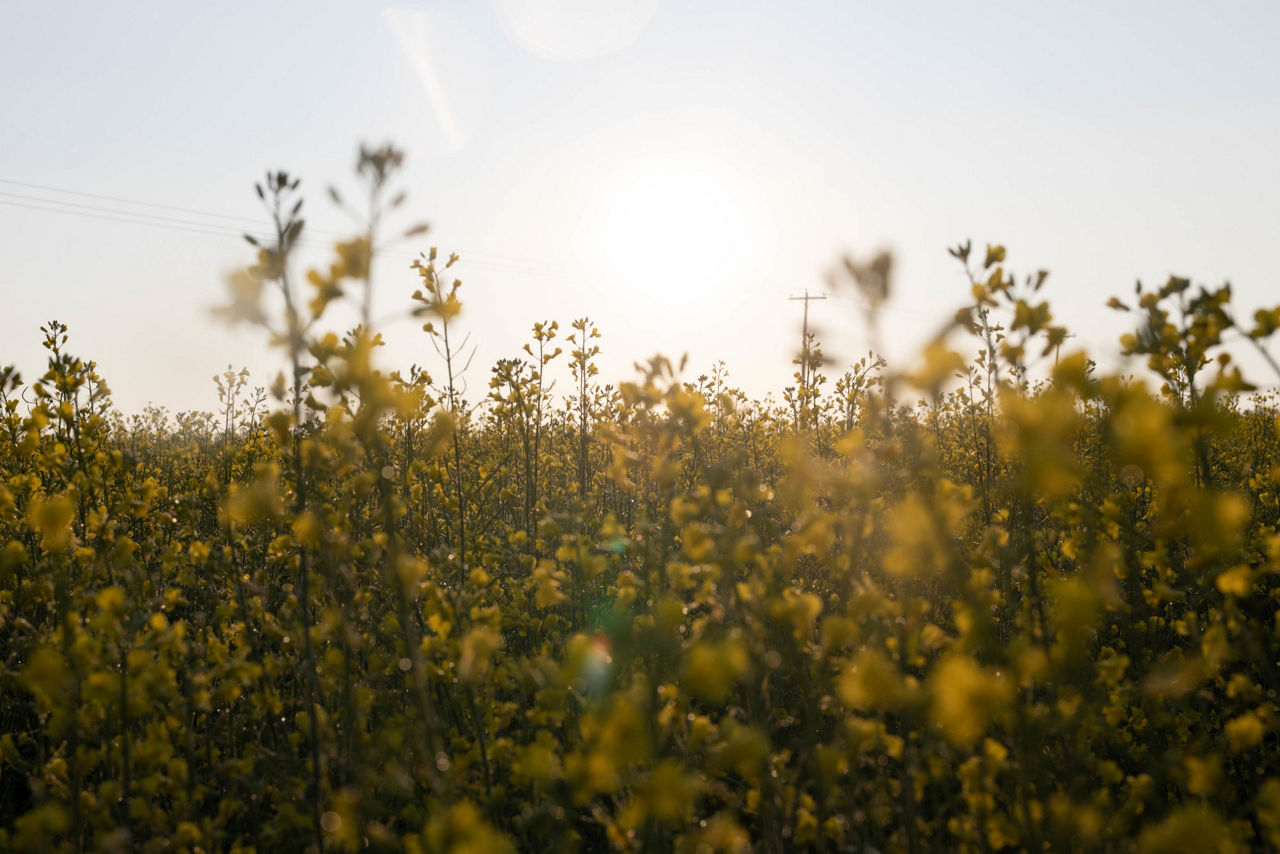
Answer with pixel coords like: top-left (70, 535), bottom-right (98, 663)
top-left (1136, 805), bottom-right (1234, 854)
top-left (1215, 565), bottom-right (1254, 597)
top-left (19, 648), bottom-right (72, 715)
top-left (882, 488), bottom-right (969, 578)
top-left (1258, 780), bottom-right (1280, 850)
top-left (29, 493), bottom-right (76, 551)
top-left (838, 649), bottom-right (912, 712)
top-left (625, 759), bottom-right (702, 827)
top-left (1224, 711), bottom-right (1267, 753)
top-left (420, 800), bottom-right (515, 854)
top-left (928, 655), bottom-right (1013, 748)
top-left (532, 559), bottom-right (567, 608)
top-left (682, 637), bottom-right (750, 703)
top-left (458, 625), bottom-right (503, 683)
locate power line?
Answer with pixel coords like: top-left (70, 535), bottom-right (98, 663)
top-left (0, 190), bottom-right (281, 238)
top-left (0, 198), bottom-right (274, 241)
top-left (824, 291), bottom-right (938, 319)
top-left (0, 195), bottom-right (564, 277)
top-left (0, 176), bottom-right (573, 275)
top-left (0, 177), bottom-right (268, 224)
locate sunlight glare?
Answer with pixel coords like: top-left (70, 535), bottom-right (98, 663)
top-left (384, 7), bottom-right (491, 152)
top-left (575, 155), bottom-right (776, 330)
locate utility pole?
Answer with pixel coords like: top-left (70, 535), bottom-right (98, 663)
top-left (1054, 332), bottom-right (1077, 367)
top-left (789, 290), bottom-right (827, 387)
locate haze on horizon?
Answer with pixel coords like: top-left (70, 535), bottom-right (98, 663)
top-left (3, 0), bottom-right (1278, 415)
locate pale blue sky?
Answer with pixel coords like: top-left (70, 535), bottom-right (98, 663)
top-left (4, 1), bottom-right (1279, 413)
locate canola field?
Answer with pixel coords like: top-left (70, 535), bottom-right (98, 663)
top-left (3, 150), bottom-right (1280, 852)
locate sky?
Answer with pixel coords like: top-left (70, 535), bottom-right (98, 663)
top-left (3, 0), bottom-right (1279, 415)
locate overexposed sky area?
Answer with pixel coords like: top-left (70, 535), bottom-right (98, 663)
top-left (3, 0), bottom-right (1279, 414)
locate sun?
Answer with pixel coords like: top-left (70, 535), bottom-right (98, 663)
top-left (575, 153), bottom-right (775, 328)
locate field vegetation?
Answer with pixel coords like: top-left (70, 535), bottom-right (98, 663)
top-left (3, 147), bottom-right (1280, 852)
